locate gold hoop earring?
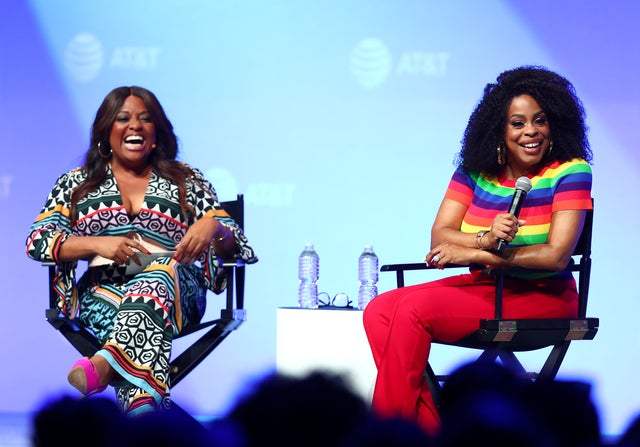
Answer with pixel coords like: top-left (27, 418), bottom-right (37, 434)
top-left (497, 144), bottom-right (506, 166)
top-left (97, 141), bottom-right (112, 159)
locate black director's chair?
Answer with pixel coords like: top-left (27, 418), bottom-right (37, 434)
top-left (380, 205), bottom-right (598, 411)
top-left (44, 194), bottom-right (248, 389)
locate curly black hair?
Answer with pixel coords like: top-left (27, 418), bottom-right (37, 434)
top-left (457, 66), bottom-right (592, 176)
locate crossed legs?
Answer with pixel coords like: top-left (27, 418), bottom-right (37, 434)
top-left (70, 259), bottom-right (206, 415)
top-left (363, 272), bottom-right (577, 435)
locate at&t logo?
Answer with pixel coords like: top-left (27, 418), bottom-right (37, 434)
top-left (350, 37), bottom-right (451, 88)
top-left (65, 33), bottom-right (161, 83)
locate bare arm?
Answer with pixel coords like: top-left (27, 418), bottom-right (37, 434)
top-left (501, 209), bottom-right (586, 270)
top-left (430, 198), bottom-right (478, 249)
top-left (427, 197), bottom-right (586, 271)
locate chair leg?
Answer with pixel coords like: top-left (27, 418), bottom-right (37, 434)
top-left (57, 326), bottom-right (101, 358)
top-left (169, 319), bottom-right (243, 386)
top-left (496, 351), bottom-right (528, 377)
top-left (477, 349), bottom-right (500, 364)
top-left (477, 344), bottom-right (570, 382)
top-left (46, 311), bottom-right (101, 358)
top-left (424, 362), bottom-right (443, 412)
top-left (424, 342), bottom-right (571, 416)
top-left (537, 341), bottom-right (571, 381)
top-left (477, 348), bottom-right (528, 378)
top-left (169, 401), bottom-right (201, 423)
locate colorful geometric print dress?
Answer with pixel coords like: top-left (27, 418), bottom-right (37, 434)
top-left (26, 163), bottom-right (258, 415)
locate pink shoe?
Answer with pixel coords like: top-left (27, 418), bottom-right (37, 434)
top-left (67, 357), bottom-right (107, 396)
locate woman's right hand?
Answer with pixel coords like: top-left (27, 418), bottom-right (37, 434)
top-left (488, 213), bottom-right (526, 249)
top-left (93, 235), bottom-right (150, 265)
top-left (58, 234), bottom-right (150, 264)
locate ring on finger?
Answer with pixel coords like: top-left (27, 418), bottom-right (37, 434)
top-left (432, 254), bottom-right (441, 264)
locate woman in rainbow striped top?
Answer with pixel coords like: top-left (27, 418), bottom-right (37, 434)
top-left (363, 66), bottom-right (593, 436)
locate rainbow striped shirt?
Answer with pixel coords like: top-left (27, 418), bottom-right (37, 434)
top-left (445, 158), bottom-right (592, 250)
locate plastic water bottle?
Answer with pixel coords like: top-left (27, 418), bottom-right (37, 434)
top-left (358, 244), bottom-right (379, 309)
top-left (298, 243), bottom-right (319, 309)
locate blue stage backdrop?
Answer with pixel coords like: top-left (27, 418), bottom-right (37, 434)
top-left (1, 0), bottom-right (638, 437)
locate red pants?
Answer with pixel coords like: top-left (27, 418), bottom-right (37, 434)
top-left (362, 270), bottom-right (578, 435)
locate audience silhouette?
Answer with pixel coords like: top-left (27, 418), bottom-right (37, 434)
top-left (520, 379), bottom-right (601, 447)
top-left (222, 370), bottom-right (372, 447)
top-left (31, 395), bottom-right (126, 447)
top-left (436, 359), bottom-right (602, 447)
top-left (30, 364), bottom-right (627, 447)
top-left (616, 411), bottom-right (640, 447)
top-left (122, 406), bottom-right (215, 447)
top-left (337, 416), bottom-right (433, 447)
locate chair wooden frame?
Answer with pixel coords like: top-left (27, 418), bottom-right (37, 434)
top-left (44, 194), bottom-right (248, 388)
top-left (380, 205), bottom-right (597, 411)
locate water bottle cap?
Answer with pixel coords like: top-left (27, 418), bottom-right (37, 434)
top-left (364, 244), bottom-right (373, 249)
top-left (305, 242), bottom-right (314, 248)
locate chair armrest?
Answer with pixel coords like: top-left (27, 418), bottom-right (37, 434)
top-left (382, 259), bottom-right (582, 320)
top-left (381, 262), bottom-right (470, 272)
top-left (221, 259), bottom-right (246, 312)
top-left (41, 261), bottom-right (58, 311)
top-left (222, 259), bottom-right (245, 268)
top-left (380, 262), bottom-right (433, 272)
top-left (380, 262), bottom-right (468, 288)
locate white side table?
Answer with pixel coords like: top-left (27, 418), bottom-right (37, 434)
top-left (276, 307), bottom-right (377, 403)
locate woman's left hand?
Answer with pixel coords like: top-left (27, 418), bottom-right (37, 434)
top-left (174, 217), bottom-right (218, 265)
top-left (426, 242), bottom-right (475, 269)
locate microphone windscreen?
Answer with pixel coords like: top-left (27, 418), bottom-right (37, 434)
top-left (515, 176), bottom-right (532, 193)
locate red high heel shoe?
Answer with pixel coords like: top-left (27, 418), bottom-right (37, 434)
top-left (67, 357), bottom-right (107, 396)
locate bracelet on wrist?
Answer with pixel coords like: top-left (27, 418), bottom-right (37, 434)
top-left (476, 230), bottom-right (489, 250)
top-left (214, 225), bottom-right (229, 242)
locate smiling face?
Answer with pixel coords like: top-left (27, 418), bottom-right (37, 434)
top-left (108, 94), bottom-right (156, 171)
top-left (503, 94), bottom-right (552, 178)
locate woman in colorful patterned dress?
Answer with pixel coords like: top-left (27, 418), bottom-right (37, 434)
top-left (362, 66), bottom-right (593, 435)
top-left (26, 86), bottom-right (257, 415)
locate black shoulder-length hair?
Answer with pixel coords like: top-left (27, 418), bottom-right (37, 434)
top-left (70, 86), bottom-right (197, 223)
top-left (456, 66), bottom-right (592, 176)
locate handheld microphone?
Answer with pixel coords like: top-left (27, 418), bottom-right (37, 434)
top-left (496, 176), bottom-right (532, 254)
